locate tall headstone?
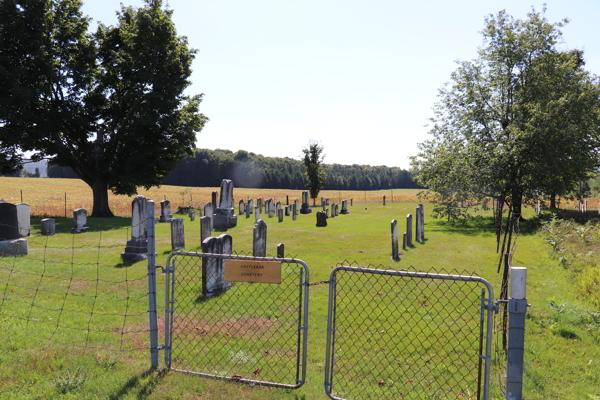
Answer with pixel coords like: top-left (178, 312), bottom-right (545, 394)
top-left (239, 200), bottom-right (245, 215)
top-left (121, 196), bottom-right (149, 262)
top-left (391, 220), bottom-right (399, 260)
top-left (202, 234), bottom-right (233, 297)
top-left (245, 204), bottom-right (250, 218)
top-left (415, 206), bottom-right (422, 243)
top-left (200, 216), bottom-right (212, 245)
top-left (211, 191), bottom-right (218, 208)
top-left (277, 243), bottom-right (285, 258)
top-left (41, 218), bottom-right (56, 236)
top-left (403, 232), bottom-right (407, 250)
top-left (204, 202), bottom-right (214, 226)
top-left (255, 206), bottom-right (260, 222)
top-left (15, 204), bottom-right (30, 237)
top-left (330, 204), bottom-right (336, 218)
top-left (419, 204), bottom-right (425, 241)
top-left (285, 206), bottom-right (291, 216)
top-left (72, 209), bottom-right (89, 233)
top-left (170, 218), bottom-right (185, 251)
top-left (275, 201), bottom-right (281, 218)
top-left (267, 199), bottom-right (274, 218)
top-left (316, 211), bottom-right (328, 227)
top-left (335, 203), bottom-right (339, 216)
top-left (213, 179), bottom-right (237, 229)
top-left (159, 200), bottom-right (172, 222)
top-left (292, 203), bottom-right (297, 221)
top-left (406, 214), bottom-right (413, 247)
top-left (278, 208), bottom-right (284, 222)
top-left (300, 191), bottom-right (312, 214)
top-left (252, 219), bottom-right (267, 257)
top-left (341, 200), bottom-right (349, 214)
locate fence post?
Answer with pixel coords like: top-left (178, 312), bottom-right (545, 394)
top-left (506, 266), bottom-right (527, 400)
top-left (147, 200), bottom-right (159, 369)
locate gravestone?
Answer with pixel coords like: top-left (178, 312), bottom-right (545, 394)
top-left (300, 191), bottom-right (312, 214)
top-left (277, 243), bottom-right (285, 258)
top-left (72, 209), bottom-right (89, 233)
top-left (415, 206), bottom-right (422, 243)
top-left (267, 199), bottom-right (274, 218)
top-left (200, 216), bottom-right (212, 245)
top-left (252, 219), bottom-right (267, 257)
top-left (278, 208), bottom-right (284, 222)
top-left (316, 211), bottom-right (328, 227)
top-left (406, 214), bottom-right (413, 247)
top-left (170, 218), bottom-right (185, 251)
top-left (188, 210), bottom-right (196, 221)
top-left (341, 200), bottom-right (349, 214)
top-left (330, 204), bottom-right (335, 218)
top-left (255, 206), bottom-right (260, 222)
top-left (403, 232), bottom-right (407, 250)
top-left (204, 202), bottom-right (214, 226)
top-left (391, 220), bottom-right (400, 260)
top-left (292, 203), bottom-right (297, 221)
top-left (285, 206), bottom-right (290, 216)
top-left (159, 200), bottom-right (172, 222)
top-left (275, 201), bottom-right (281, 218)
top-left (16, 204), bottom-right (30, 237)
top-left (213, 179), bottom-right (237, 229)
top-left (245, 204), bottom-right (250, 218)
top-left (211, 191), bottom-right (218, 208)
top-left (0, 202), bottom-right (28, 256)
top-left (335, 203), bottom-right (339, 216)
top-left (248, 199), bottom-right (253, 214)
top-left (202, 234), bottom-right (233, 297)
top-left (41, 218), bottom-right (56, 236)
top-left (121, 196), bottom-right (149, 262)
top-left (419, 204), bottom-right (425, 241)
top-left (239, 200), bottom-right (245, 215)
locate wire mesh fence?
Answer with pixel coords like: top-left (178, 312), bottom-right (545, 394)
top-left (324, 262), bottom-right (494, 400)
top-left (164, 250), bottom-right (308, 388)
top-left (0, 219), bottom-right (152, 355)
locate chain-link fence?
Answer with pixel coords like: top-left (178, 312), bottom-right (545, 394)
top-left (163, 250), bottom-right (309, 389)
top-left (324, 264), bottom-right (495, 400)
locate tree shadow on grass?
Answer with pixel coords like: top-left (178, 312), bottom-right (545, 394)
top-left (109, 368), bottom-right (168, 400)
top-left (427, 216), bottom-right (541, 237)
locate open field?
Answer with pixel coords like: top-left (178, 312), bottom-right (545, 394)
top-left (0, 177), bottom-right (423, 217)
top-left (0, 184), bottom-right (598, 399)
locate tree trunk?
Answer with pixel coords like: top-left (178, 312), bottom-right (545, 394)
top-left (550, 192), bottom-right (556, 209)
top-left (90, 180), bottom-right (114, 217)
top-left (512, 189), bottom-right (523, 221)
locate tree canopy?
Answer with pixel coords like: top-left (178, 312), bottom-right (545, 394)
top-left (411, 7), bottom-right (600, 219)
top-left (302, 141), bottom-right (328, 199)
top-left (0, 0), bottom-right (207, 216)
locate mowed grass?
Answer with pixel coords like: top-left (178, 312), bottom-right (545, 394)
top-left (0, 197), bottom-right (598, 399)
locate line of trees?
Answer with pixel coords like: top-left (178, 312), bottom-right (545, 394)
top-left (46, 148), bottom-right (420, 190)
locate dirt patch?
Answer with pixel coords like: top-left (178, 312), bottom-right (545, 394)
top-left (172, 315), bottom-right (280, 339)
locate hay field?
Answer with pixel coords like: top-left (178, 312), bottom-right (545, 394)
top-left (0, 177), bottom-right (423, 217)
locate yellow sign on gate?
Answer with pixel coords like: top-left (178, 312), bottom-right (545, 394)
top-left (224, 260), bottom-right (282, 284)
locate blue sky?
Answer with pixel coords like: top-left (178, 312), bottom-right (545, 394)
top-left (82, 0), bottom-right (600, 169)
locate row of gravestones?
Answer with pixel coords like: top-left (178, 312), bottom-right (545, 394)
top-left (390, 204), bottom-right (425, 261)
top-left (315, 199), bottom-right (350, 227)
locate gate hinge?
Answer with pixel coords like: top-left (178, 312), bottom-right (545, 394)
top-left (157, 344), bottom-right (171, 351)
top-left (508, 298), bottom-right (530, 313)
top-left (163, 266), bottom-right (174, 274)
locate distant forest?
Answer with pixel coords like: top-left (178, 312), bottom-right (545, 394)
top-left (45, 148), bottom-right (420, 190)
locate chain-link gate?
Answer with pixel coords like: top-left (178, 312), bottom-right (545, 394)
top-left (163, 252), bottom-right (309, 389)
top-left (324, 266), bottom-right (495, 400)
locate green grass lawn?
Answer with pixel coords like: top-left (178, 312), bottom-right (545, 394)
top-left (0, 201), bottom-right (598, 399)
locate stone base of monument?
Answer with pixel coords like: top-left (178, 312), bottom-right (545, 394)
top-left (158, 215), bottom-right (173, 223)
top-left (71, 227), bottom-right (89, 234)
top-left (340, 210), bottom-right (349, 214)
top-left (212, 213), bottom-right (237, 229)
top-left (0, 238), bottom-right (28, 256)
top-left (300, 205), bottom-right (312, 214)
top-left (120, 239), bottom-right (148, 262)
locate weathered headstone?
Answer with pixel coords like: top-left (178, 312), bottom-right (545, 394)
top-left (204, 202), bottom-right (214, 226)
top-left (292, 203), bottom-right (297, 220)
top-left (415, 206), bottom-right (422, 243)
top-left (248, 199), bottom-right (253, 214)
top-left (275, 201), bottom-right (281, 218)
top-left (252, 219), bottom-right (267, 257)
top-left (159, 200), bottom-right (172, 222)
top-left (277, 243), bottom-right (285, 258)
top-left (330, 204), bottom-right (335, 218)
top-left (255, 206), bottom-right (260, 222)
top-left (213, 179), bottom-right (237, 229)
top-left (278, 208), bottom-right (284, 222)
top-left (316, 211), bottom-right (328, 227)
top-left (41, 218), bottom-right (56, 236)
top-left (335, 203), bottom-right (339, 216)
top-left (403, 232), bottom-right (407, 250)
top-left (300, 191), bottom-right (312, 214)
top-left (341, 200), bottom-right (349, 214)
top-left (188, 210), bottom-right (196, 221)
top-left (285, 206), bottom-right (290, 216)
top-left (406, 214), bottom-right (413, 247)
top-left (0, 204), bottom-right (28, 255)
top-left (245, 204), bottom-right (250, 218)
top-left (72, 209), bottom-right (89, 233)
top-left (16, 204), bottom-right (30, 237)
top-left (211, 191), bottom-right (218, 208)
top-left (239, 200), bottom-right (245, 215)
top-left (170, 218), bottom-right (185, 251)
top-left (121, 196), bottom-right (149, 262)
top-left (202, 234), bottom-right (233, 297)
top-left (419, 204), bottom-right (425, 241)
top-left (200, 216), bottom-right (212, 245)
top-left (391, 220), bottom-right (399, 260)
top-left (267, 199), bottom-right (274, 218)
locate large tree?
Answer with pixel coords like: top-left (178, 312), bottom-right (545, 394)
top-left (302, 140), bottom-right (327, 200)
top-left (411, 7), bottom-right (600, 219)
top-left (0, 0), bottom-right (207, 216)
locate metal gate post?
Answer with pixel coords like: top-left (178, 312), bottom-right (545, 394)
top-left (506, 267), bottom-right (527, 400)
top-left (147, 200), bottom-right (159, 369)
